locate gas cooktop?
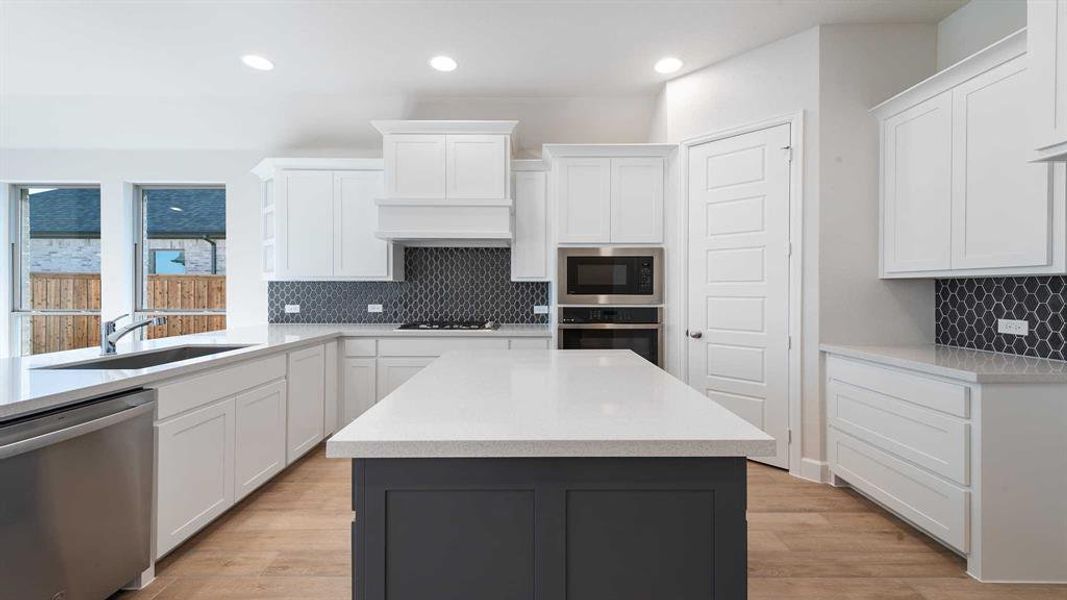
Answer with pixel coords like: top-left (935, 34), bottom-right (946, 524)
top-left (396, 320), bottom-right (500, 331)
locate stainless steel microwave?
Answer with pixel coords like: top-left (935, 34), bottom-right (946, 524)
top-left (557, 247), bottom-right (663, 305)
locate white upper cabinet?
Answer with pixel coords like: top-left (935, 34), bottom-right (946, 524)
top-left (874, 30), bottom-right (1066, 278)
top-left (557, 157), bottom-right (612, 243)
top-left (1029, 0), bottom-right (1067, 161)
top-left (882, 92), bottom-right (953, 274)
top-left (511, 167), bottom-right (549, 281)
top-left (610, 157), bottom-right (665, 243)
top-left (553, 148), bottom-right (670, 244)
top-left (447, 134), bottom-right (508, 199)
top-left (384, 134), bottom-right (447, 198)
top-left (281, 170), bottom-right (334, 277)
top-left (253, 158), bottom-right (402, 281)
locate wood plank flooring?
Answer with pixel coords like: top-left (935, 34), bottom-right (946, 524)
top-left (115, 446), bottom-right (1067, 599)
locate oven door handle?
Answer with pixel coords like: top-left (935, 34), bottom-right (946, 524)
top-left (557, 324), bottom-right (662, 329)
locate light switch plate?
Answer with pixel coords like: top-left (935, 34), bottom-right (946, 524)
top-left (533, 305), bottom-right (549, 315)
top-left (284, 304), bottom-right (300, 314)
top-left (367, 304), bottom-right (383, 313)
top-left (998, 318), bottom-right (1029, 336)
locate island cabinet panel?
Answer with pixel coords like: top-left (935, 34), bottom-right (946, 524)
top-left (351, 457), bottom-right (747, 600)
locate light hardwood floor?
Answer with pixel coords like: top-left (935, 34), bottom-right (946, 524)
top-left (116, 447), bottom-right (1067, 599)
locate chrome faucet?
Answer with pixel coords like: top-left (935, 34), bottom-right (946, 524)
top-left (100, 314), bottom-right (168, 354)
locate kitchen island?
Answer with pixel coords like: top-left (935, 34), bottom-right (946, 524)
top-left (326, 349), bottom-right (775, 599)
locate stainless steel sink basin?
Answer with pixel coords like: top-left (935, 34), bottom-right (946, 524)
top-left (36, 345), bottom-right (251, 370)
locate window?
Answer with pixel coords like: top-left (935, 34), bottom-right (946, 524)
top-left (10, 185), bottom-right (102, 355)
top-left (136, 186), bottom-right (226, 339)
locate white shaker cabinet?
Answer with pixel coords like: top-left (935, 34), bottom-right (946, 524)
top-left (234, 380), bottom-right (287, 501)
top-left (874, 31), bottom-right (1066, 278)
top-left (557, 158), bottom-right (612, 243)
top-left (384, 134), bottom-right (447, 198)
top-left (280, 170), bottom-right (334, 277)
top-left (1029, 0), bottom-right (1067, 161)
top-left (447, 134), bottom-right (508, 199)
top-left (341, 357), bottom-right (377, 426)
top-left (155, 397), bottom-right (236, 557)
top-left (610, 157), bottom-right (665, 243)
top-left (383, 131), bottom-right (509, 200)
top-left (335, 171), bottom-right (400, 279)
top-left (287, 344), bottom-right (326, 464)
top-left (511, 168), bottom-right (549, 281)
top-left (376, 357), bottom-right (435, 401)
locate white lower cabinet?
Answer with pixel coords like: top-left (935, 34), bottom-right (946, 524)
top-left (376, 357), bottom-right (435, 401)
top-left (342, 358), bottom-right (377, 426)
top-left (234, 380), bottom-right (288, 501)
top-left (287, 344), bottom-right (326, 464)
top-left (156, 397), bottom-right (236, 558)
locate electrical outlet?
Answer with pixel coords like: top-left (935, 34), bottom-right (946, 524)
top-left (367, 304), bottom-right (383, 313)
top-left (284, 304), bottom-right (300, 314)
top-left (997, 318), bottom-right (1029, 336)
top-left (533, 305), bottom-right (549, 315)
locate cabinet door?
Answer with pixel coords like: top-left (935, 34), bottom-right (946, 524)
top-left (280, 170), bottom-right (334, 277)
top-left (376, 357), bottom-right (434, 401)
top-left (156, 396), bottom-right (235, 557)
top-left (287, 344), bottom-right (326, 464)
top-left (1030, 0), bottom-right (1067, 156)
top-left (882, 92), bottom-right (953, 274)
top-left (335, 170), bottom-right (392, 278)
top-left (511, 171), bottom-right (549, 280)
top-left (235, 380), bottom-right (287, 501)
top-left (384, 134), bottom-right (446, 198)
top-left (557, 158), bottom-right (611, 243)
top-left (951, 56), bottom-right (1052, 270)
top-left (342, 357), bottom-right (377, 426)
top-left (446, 134), bottom-right (507, 199)
top-left (610, 158), bottom-right (664, 243)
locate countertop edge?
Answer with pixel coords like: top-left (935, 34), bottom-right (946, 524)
top-left (325, 439), bottom-right (778, 459)
top-left (820, 343), bottom-right (1067, 384)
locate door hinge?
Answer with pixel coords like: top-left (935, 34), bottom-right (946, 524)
top-left (787, 335), bottom-right (793, 349)
top-left (788, 429), bottom-right (793, 444)
top-left (781, 145), bottom-right (793, 163)
top-left (786, 242), bottom-right (792, 257)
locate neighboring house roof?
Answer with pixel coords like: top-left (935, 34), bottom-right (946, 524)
top-left (29, 187), bottom-right (225, 238)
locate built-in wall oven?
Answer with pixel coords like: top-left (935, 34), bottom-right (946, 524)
top-left (558, 247), bottom-right (663, 305)
top-left (557, 307), bottom-right (662, 366)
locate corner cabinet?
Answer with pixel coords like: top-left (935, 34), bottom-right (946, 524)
top-left (511, 163), bottom-right (550, 281)
top-left (252, 158), bottom-right (403, 281)
top-left (874, 30), bottom-right (1067, 278)
top-left (548, 145), bottom-right (673, 245)
top-left (1030, 0), bottom-right (1067, 161)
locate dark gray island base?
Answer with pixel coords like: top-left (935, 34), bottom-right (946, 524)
top-left (351, 456), bottom-right (747, 600)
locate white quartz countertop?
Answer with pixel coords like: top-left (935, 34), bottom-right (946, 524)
top-left (0, 323), bottom-right (550, 421)
top-left (820, 343), bottom-right (1067, 383)
top-left (326, 350), bottom-right (776, 459)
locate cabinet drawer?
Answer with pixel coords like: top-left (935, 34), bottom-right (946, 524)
top-left (377, 337), bottom-right (509, 357)
top-left (344, 338), bottom-right (377, 357)
top-left (830, 429), bottom-right (969, 553)
top-left (827, 356), bottom-right (969, 418)
top-left (828, 380), bottom-right (969, 484)
top-left (155, 354), bottom-right (286, 420)
top-left (509, 338), bottom-right (550, 350)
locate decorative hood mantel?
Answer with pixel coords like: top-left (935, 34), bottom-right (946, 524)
top-left (372, 120), bottom-right (518, 246)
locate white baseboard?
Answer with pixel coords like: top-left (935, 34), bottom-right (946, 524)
top-left (797, 458), bottom-right (829, 483)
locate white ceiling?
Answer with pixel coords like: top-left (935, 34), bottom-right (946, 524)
top-left (0, 0), bottom-right (964, 151)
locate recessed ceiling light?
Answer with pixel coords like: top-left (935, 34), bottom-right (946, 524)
top-left (429, 55), bottom-right (458, 72)
top-left (169, 206), bottom-right (183, 212)
top-left (654, 57), bottom-right (683, 74)
top-left (241, 54), bottom-right (274, 71)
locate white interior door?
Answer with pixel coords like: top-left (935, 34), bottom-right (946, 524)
top-left (687, 123), bottom-right (791, 469)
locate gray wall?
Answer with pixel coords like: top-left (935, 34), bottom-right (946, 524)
top-left (937, 0), bottom-right (1026, 69)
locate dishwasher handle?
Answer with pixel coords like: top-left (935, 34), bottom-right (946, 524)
top-left (0, 393), bottom-right (155, 461)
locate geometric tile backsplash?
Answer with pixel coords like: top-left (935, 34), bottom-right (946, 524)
top-left (268, 247), bottom-right (550, 324)
top-left (935, 277), bottom-right (1067, 361)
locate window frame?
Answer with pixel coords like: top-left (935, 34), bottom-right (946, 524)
top-left (133, 183), bottom-right (227, 317)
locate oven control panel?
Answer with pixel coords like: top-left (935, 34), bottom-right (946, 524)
top-left (558, 306), bottom-right (661, 324)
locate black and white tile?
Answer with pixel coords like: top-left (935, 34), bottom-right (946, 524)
top-left (268, 247), bottom-right (549, 324)
top-left (935, 276), bottom-right (1067, 361)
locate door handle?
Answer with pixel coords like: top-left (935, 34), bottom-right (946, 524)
top-left (689, 330), bottom-right (703, 339)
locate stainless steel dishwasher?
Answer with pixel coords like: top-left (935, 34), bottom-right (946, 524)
top-left (0, 388), bottom-right (155, 600)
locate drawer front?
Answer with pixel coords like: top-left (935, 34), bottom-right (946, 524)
top-left (827, 356), bottom-right (969, 418)
top-left (831, 429), bottom-right (969, 553)
top-left (828, 380), bottom-right (970, 484)
top-left (377, 337), bottom-right (509, 357)
top-left (509, 338), bottom-right (551, 350)
top-left (344, 338), bottom-right (377, 357)
top-left (155, 354), bottom-right (287, 420)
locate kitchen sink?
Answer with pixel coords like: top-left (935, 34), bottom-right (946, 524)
top-left (36, 345), bottom-right (252, 370)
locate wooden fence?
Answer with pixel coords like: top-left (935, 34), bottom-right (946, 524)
top-left (27, 273), bottom-right (226, 354)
